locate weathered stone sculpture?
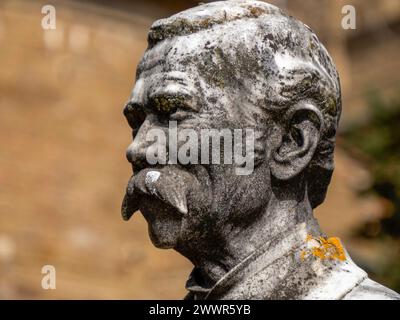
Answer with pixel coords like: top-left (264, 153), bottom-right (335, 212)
top-left (121, 0), bottom-right (400, 299)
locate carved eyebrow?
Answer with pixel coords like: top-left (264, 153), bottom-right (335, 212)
top-left (148, 93), bottom-right (198, 113)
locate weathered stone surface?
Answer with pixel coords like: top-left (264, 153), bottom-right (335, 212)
top-left (122, 0), bottom-right (400, 300)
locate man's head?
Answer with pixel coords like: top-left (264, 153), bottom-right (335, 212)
top-left (122, 1), bottom-right (341, 258)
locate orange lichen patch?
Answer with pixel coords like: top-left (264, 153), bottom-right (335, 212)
top-left (301, 234), bottom-right (346, 261)
top-left (300, 250), bottom-right (307, 261)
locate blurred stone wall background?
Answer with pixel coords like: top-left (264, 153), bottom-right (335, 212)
top-left (0, 0), bottom-right (399, 299)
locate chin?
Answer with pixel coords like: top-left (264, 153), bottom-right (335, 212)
top-left (140, 203), bottom-right (182, 249)
top-left (147, 218), bottom-right (181, 249)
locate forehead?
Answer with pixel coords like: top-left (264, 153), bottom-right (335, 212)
top-left (135, 20), bottom-right (270, 94)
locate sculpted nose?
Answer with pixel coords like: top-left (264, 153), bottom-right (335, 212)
top-left (126, 116), bottom-right (163, 170)
top-left (126, 140), bottom-right (146, 170)
top-left (126, 126), bottom-right (150, 170)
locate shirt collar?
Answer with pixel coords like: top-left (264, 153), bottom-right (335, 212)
top-left (185, 223), bottom-right (367, 300)
top-left (185, 223), bottom-right (308, 299)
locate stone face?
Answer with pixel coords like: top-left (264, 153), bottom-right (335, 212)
top-left (121, 0), bottom-right (400, 300)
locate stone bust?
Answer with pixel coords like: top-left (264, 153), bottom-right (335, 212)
top-left (121, 0), bottom-right (400, 299)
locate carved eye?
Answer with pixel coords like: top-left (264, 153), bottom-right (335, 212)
top-left (169, 109), bottom-right (189, 121)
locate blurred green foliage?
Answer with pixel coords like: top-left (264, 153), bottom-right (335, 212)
top-left (341, 91), bottom-right (400, 291)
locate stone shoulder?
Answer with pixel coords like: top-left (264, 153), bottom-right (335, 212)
top-left (343, 278), bottom-right (400, 300)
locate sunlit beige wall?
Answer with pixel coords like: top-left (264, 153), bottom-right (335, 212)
top-left (0, 0), bottom-right (194, 299)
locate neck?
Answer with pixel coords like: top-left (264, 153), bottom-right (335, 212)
top-left (179, 193), bottom-right (323, 287)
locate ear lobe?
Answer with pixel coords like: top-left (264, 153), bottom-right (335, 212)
top-left (270, 103), bottom-right (323, 180)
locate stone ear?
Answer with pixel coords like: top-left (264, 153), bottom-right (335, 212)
top-left (270, 103), bottom-right (324, 180)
